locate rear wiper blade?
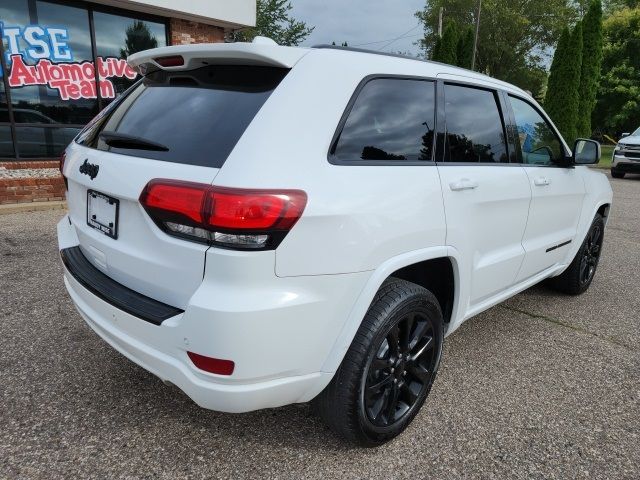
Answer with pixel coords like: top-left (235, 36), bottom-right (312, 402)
top-left (100, 131), bottom-right (169, 151)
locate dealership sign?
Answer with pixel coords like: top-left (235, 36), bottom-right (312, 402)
top-left (1, 24), bottom-right (137, 100)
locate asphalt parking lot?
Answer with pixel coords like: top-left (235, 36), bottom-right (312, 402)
top-left (1, 173), bottom-right (638, 479)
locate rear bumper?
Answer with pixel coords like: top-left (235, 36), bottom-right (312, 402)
top-left (64, 270), bottom-right (328, 412)
top-left (57, 215), bottom-right (369, 413)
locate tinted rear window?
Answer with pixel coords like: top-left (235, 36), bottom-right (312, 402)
top-left (76, 65), bottom-right (288, 168)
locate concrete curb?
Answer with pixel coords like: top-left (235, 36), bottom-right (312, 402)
top-left (0, 200), bottom-right (67, 215)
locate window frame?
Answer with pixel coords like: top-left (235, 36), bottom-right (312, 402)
top-left (436, 79), bottom-right (515, 167)
top-left (503, 92), bottom-right (571, 168)
top-left (327, 74), bottom-right (439, 166)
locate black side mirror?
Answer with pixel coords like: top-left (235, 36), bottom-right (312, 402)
top-left (572, 138), bottom-right (600, 165)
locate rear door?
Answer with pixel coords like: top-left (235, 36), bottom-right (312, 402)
top-left (63, 65), bottom-right (288, 308)
top-left (506, 95), bottom-right (586, 282)
top-left (436, 82), bottom-right (531, 308)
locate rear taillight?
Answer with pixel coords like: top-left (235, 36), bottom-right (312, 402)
top-left (59, 151), bottom-right (68, 190)
top-left (139, 179), bottom-right (307, 250)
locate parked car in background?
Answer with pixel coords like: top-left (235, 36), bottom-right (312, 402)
top-left (0, 108), bottom-right (79, 158)
top-left (611, 128), bottom-right (640, 178)
top-left (57, 40), bottom-right (613, 446)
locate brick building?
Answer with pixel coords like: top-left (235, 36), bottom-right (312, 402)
top-left (0, 0), bottom-right (255, 204)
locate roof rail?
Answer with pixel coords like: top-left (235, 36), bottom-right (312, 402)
top-left (311, 44), bottom-right (527, 95)
top-left (312, 44), bottom-right (424, 62)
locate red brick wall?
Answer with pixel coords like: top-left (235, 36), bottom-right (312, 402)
top-left (0, 161), bottom-right (59, 169)
top-left (170, 18), bottom-right (225, 45)
top-left (0, 177), bottom-right (65, 205)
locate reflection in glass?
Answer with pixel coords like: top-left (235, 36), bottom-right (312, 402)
top-left (509, 95), bottom-right (563, 165)
top-left (0, 0), bottom-right (168, 158)
top-left (4, 1), bottom-right (98, 125)
top-left (0, 126), bottom-right (16, 157)
top-left (332, 79), bottom-right (436, 161)
top-left (94, 12), bottom-right (167, 102)
top-left (443, 84), bottom-right (508, 163)
top-left (15, 125), bottom-right (79, 158)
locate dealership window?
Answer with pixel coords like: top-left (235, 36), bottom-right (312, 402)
top-left (0, 0), bottom-right (168, 159)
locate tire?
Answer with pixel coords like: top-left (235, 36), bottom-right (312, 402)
top-left (547, 214), bottom-right (605, 295)
top-left (313, 277), bottom-right (444, 447)
top-left (611, 169), bottom-right (625, 179)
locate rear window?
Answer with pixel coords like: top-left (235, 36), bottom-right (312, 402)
top-left (76, 65), bottom-right (288, 168)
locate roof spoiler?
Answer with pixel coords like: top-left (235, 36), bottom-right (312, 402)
top-left (127, 41), bottom-right (308, 74)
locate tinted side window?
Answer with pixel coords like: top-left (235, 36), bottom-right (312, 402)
top-left (331, 78), bottom-right (435, 162)
top-left (509, 96), bottom-right (564, 165)
top-left (443, 84), bottom-right (508, 163)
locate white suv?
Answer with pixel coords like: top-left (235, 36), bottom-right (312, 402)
top-left (611, 127), bottom-right (640, 178)
top-left (57, 41), bottom-right (613, 446)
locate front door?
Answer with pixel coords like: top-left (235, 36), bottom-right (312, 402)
top-left (507, 95), bottom-right (586, 282)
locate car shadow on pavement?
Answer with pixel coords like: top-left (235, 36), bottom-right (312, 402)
top-left (93, 346), bottom-right (355, 451)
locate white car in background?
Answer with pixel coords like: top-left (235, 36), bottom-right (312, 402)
top-left (57, 39), bottom-right (613, 446)
top-left (611, 127), bottom-right (640, 178)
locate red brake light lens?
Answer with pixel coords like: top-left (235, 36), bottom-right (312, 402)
top-left (139, 180), bottom-right (307, 250)
top-left (141, 180), bottom-right (206, 224)
top-left (187, 351), bottom-right (234, 376)
top-left (209, 188), bottom-right (305, 230)
top-left (154, 55), bottom-right (184, 67)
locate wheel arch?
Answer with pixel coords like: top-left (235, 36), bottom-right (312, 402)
top-left (320, 246), bottom-right (461, 374)
top-left (596, 202), bottom-right (610, 223)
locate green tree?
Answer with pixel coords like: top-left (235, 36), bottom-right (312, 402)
top-left (416, 0), bottom-right (579, 94)
top-left (604, 0), bottom-right (639, 12)
top-left (545, 23), bottom-right (583, 142)
top-left (236, 0), bottom-right (314, 46)
top-left (432, 21), bottom-right (459, 64)
top-left (119, 21), bottom-right (158, 58)
top-left (432, 36), bottom-right (442, 62)
top-left (577, 0), bottom-right (604, 137)
top-left (456, 26), bottom-right (474, 69)
top-left (593, 6), bottom-right (640, 134)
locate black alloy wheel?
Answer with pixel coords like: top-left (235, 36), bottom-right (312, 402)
top-left (579, 221), bottom-right (602, 286)
top-left (363, 313), bottom-right (437, 427)
top-left (547, 213), bottom-right (605, 295)
top-left (313, 278), bottom-right (444, 447)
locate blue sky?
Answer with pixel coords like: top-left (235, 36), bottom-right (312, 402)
top-left (290, 0), bottom-right (427, 56)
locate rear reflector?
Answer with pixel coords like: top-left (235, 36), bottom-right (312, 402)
top-left (154, 55), bottom-right (184, 67)
top-left (187, 351), bottom-right (235, 376)
top-left (139, 180), bottom-right (307, 250)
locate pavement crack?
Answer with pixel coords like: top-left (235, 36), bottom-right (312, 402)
top-left (500, 305), bottom-right (635, 352)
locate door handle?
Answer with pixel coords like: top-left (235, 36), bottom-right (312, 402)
top-left (449, 178), bottom-right (478, 191)
top-left (534, 177), bottom-right (550, 186)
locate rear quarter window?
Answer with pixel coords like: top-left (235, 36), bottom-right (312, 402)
top-left (76, 65), bottom-right (288, 168)
top-left (330, 78), bottom-right (436, 163)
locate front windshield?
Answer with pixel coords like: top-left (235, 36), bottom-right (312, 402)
top-left (632, 127), bottom-right (640, 136)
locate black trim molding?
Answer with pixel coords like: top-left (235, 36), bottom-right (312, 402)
top-left (61, 246), bottom-right (182, 325)
top-left (546, 240), bottom-right (572, 253)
